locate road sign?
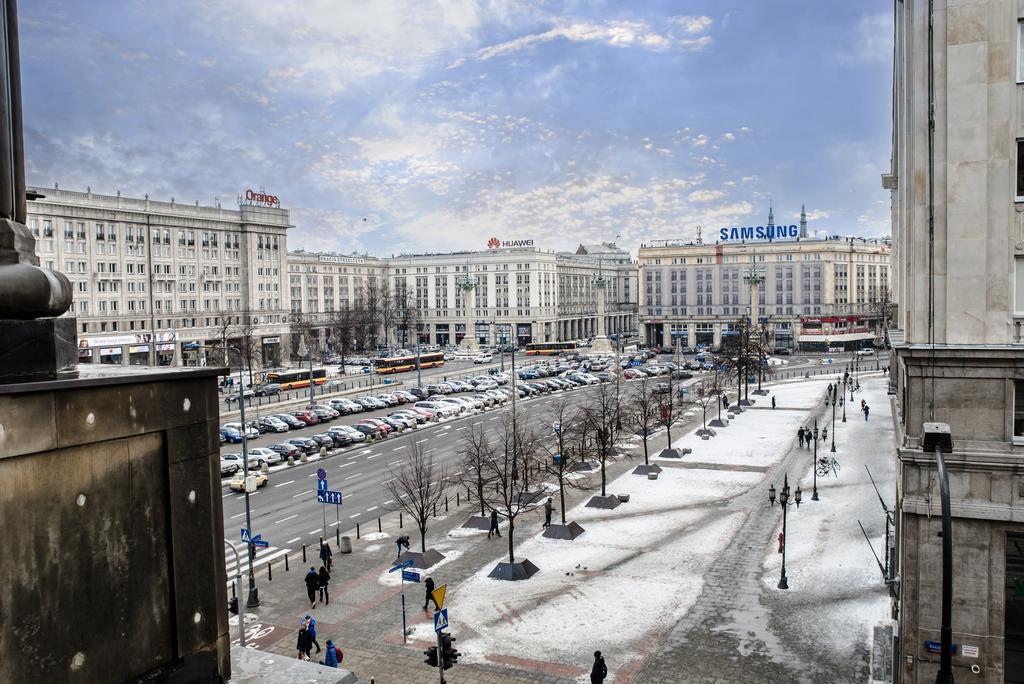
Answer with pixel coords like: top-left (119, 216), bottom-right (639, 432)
top-left (402, 569), bottom-right (421, 583)
top-left (433, 608), bottom-right (449, 633)
top-left (317, 478), bottom-right (328, 492)
top-left (389, 559), bottom-right (414, 573)
top-left (240, 528), bottom-right (250, 543)
top-left (629, 360), bottom-right (643, 367)
top-left (316, 467), bottom-right (327, 480)
top-left (251, 534), bottom-right (269, 549)
top-left (316, 489), bottom-right (343, 505)
top-left (552, 421), bottom-right (561, 434)
top-left (431, 584), bottom-right (447, 611)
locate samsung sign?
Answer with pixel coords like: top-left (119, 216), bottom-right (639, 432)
top-left (720, 224), bottom-right (799, 242)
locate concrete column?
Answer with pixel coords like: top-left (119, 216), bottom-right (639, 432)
top-left (687, 325), bottom-right (697, 348)
top-left (713, 323), bottom-right (722, 349)
top-left (662, 323), bottom-right (671, 347)
top-left (121, 344), bottom-right (131, 366)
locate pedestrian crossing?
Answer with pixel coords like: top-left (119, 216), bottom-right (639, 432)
top-left (224, 545), bottom-right (292, 586)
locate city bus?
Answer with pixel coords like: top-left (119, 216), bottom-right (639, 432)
top-left (264, 368), bottom-right (327, 390)
top-left (525, 341), bottom-right (577, 356)
top-left (375, 351), bottom-right (445, 374)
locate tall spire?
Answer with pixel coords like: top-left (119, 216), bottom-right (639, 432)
top-left (767, 200), bottom-right (775, 229)
top-left (799, 204), bottom-right (808, 238)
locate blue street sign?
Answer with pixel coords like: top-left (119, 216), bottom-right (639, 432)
top-left (317, 478), bottom-right (328, 492)
top-left (389, 559), bottom-right (414, 573)
top-left (240, 528), bottom-right (250, 542)
top-left (402, 569), bottom-right (421, 583)
top-left (629, 360), bottom-right (643, 367)
top-left (316, 489), bottom-right (343, 505)
top-left (316, 467), bottom-right (327, 480)
top-left (434, 608), bottom-right (449, 633)
top-left (251, 534), bottom-right (269, 549)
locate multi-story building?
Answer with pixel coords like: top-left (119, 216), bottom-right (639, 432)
top-left (286, 242), bottom-right (638, 350)
top-left (26, 185), bottom-right (291, 367)
top-left (637, 214), bottom-right (890, 351)
top-left (886, 1), bottom-right (1024, 680)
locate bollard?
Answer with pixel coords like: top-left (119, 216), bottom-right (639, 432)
top-left (285, 554), bottom-right (289, 572)
top-left (378, 517), bottom-right (382, 533)
top-left (336, 527), bottom-right (340, 547)
top-left (356, 522), bottom-right (361, 539)
top-left (433, 502), bottom-right (437, 517)
top-left (457, 491), bottom-right (460, 507)
top-left (268, 561), bottom-right (273, 581)
top-left (445, 496), bottom-right (449, 512)
top-left (399, 512), bottom-right (403, 528)
top-left (302, 544), bottom-right (307, 563)
top-left (231, 582), bottom-right (236, 599)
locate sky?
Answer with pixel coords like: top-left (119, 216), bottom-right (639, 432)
top-left (20, 1), bottom-right (893, 257)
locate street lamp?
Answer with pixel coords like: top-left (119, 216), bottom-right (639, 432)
top-left (767, 474), bottom-right (801, 590)
top-left (830, 389), bottom-right (837, 453)
top-left (811, 420), bottom-right (820, 501)
top-left (841, 391), bottom-right (847, 423)
top-left (297, 335), bottom-right (315, 407)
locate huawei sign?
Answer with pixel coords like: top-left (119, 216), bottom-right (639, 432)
top-left (487, 237), bottom-right (500, 249)
top-left (486, 237), bottom-right (535, 249)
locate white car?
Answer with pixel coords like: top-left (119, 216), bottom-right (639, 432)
top-left (247, 448), bottom-right (280, 466)
top-left (473, 354), bottom-right (493, 364)
top-left (855, 349), bottom-right (875, 356)
top-left (475, 380), bottom-right (498, 391)
top-left (438, 398), bottom-right (467, 414)
top-left (328, 425), bottom-right (366, 442)
top-left (220, 454), bottom-right (242, 476)
top-left (453, 396), bottom-right (483, 411)
top-left (485, 390), bottom-right (508, 404)
top-left (415, 400), bottom-right (458, 418)
top-left (223, 422), bottom-right (260, 439)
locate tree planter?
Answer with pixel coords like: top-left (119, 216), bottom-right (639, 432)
top-left (460, 515), bottom-right (492, 530)
top-left (517, 490), bottom-right (546, 507)
top-left (617, 494), bottom-right (630, 503)
top-left (585, 495), bottom-right (621, 509)
top-left (396, 548), bottom-right (446, 569)
top-left (708, 418), bottom-right (729, 428)
top-left (633, 464), bottom-right (663, 476)
top-left (488, 559), bottom-right (540, 581)
top-left (695, 428), bottom-right (717, 438)
top-left (656, 448), bottom-right (686, 459)
top-left (542, 522), bottom-right (586, 540)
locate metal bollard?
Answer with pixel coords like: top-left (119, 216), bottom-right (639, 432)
top-left (302, 544), bottom-right (307, 563)
top-left (336, 527), bottom-right (340, 547)
top-left (457, 492), bottom-right (460, 507)
top-left (285, 554), bottom-right (289, 572)
top-left (356, 522), bottom-right (360, 539)
top-left (433, 502), bottom-right (437, 517)
top-left (445, 496), bottom-right (449, 512)
top-left (399, 512), bottom-right (403, 528)
top-left (268, 561), bottom-right (273, 581)
top-left (231, 582), bottom-right (236, 599)
top-left (378, 517), bottom-right (382, 533)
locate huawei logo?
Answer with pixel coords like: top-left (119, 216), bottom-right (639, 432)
top-left (487, 237), bottom-right (500, 249)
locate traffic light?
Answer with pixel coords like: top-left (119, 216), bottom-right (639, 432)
top-left (440, 632), bottom-right (460, 670)
top-left (423, 646), bottom-right (438, 667)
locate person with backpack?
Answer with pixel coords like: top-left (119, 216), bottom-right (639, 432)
top-left (304, 566), bottom-right (319, 609)
top-left (319, 538), bottom-right (333, 571)
top-left (317, 565), bottom-right (331, 606)
top-left (863, 404), bottom-right (870, 421)
top-left (323, 640), bottom-right (343, 668)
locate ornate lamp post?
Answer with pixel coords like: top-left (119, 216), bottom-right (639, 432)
top-left (830, 390), bottom-right (837, 453)
top-left (811, 420), bottom-right (820, 501)
top-left (841, 390), bottom-right (847, 423)
top-left (456, 269), bottom-right (478, 352)
top-left (297, 335), bottom-right (315, 407)
top-left (768, 474), bottom-right (801, 590)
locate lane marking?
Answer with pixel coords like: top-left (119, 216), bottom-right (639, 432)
top-left (273, 514), bottom-right (298, 525)
top-left (349, 513), bottom-right (360, 519)
top-left (383, 499), bottom-right (394, 505)
top-left (287, 537), bottom-right (301, 544)
top-left (455, 426), bottom-right (466, 431)
top-left (366, 506), bottom-right (378, 512)
top-left (380, 478), bottom-right (396, 485)
top-left (392, 445), bottom-right (407, 451)
top-left (415, 439), bottom-right (428, 444)
top-left (344, 473), bottom-right (363, 480)
top-left (230, 511), bottom-right (249, 519)
top-left (367, 454), bottom-right (381, 460)
top-left (338, 462), bottom-right (355, 468)
top-left (388, 460), bottom-right (402, 466)
top-left (274, 480), bottom-right (295, 488)
top-left (309, 529), bottom-right (321, 535)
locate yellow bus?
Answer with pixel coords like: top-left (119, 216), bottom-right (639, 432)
top-left (264, 368), bottom-right (327, 390)
top-left (525, 342), bottom-right (577, 356)
top-left (375, 351), bottom-right (445, 374)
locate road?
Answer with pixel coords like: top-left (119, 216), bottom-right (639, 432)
top-left (221, 349), bottom-right (889, 577)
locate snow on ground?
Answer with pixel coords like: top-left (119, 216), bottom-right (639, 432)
top-left (452, 463), bottom-right (753, 669)
top-left (377, 548), bottom-right (465, 587)
top-left (664, 378), bottom-right (831, 468)
top-left (760, 375), bottom-right (892, 655)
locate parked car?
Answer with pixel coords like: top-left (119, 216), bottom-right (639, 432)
top-left (387, 413), bottom-right (418, 429)
top-left (328, 425), bottom-right (366, 443)
top-left (254, 383), bottom-right (282, 397)
top-left (274, 413), bottom-right (305, 429)
top-left (268, 442), bottom-right (301, 460)
top-left (352, 423), bottom-right (384, 439)
top-left (225, 388), bottom-right (255, 403)
top-left (672, 370), bottom-right (694, 380)
top-left (309, 433), bottom-right (335, 448)
top-left (376, 394), bottom-right (400, 407)
top-left (407, 387), bottom-right (430, 400)
top-left (228, 471), bottom-right (268, 492)
top-left (258, 416), bottom-right (289, 433)
top-left (223, 422), bottom-right (259, 439)
top-left (394, 390), bottom-right (418, 403)
top-left (415, 400), bottom-right (456, 417)
top-left (652, 382), bottom-right (671, 395)
top-left (773, 347), bottom-right (792, 356)
top-left (291, 410), bottom-right (319, 426)
top-left (320, 431), bottom-right (351, 448)
top-left (220, 426), bottom-right (244, 443)
top-left (247, 447), bottom-right (281, 466)
top-left (220, 455), bottom-right (241, 476)
top-left (286, 437), bottom-right (319, 454)
top-left (391, 410), bottom-right (426, 425)
top-left (330, 399), bottom-right (363, 415)
top-left (359, 418), bottom-right (394, 434)
top-left (309, 406), bottom-right (339, 422)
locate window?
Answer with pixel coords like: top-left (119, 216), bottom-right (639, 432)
top-left (1018, 20), bottom-right (1024, 83)
top-left (1017, 140), bottom-right (1024, 200)
top-left (1016, 257), bottom-right (1024, 314)
top-left (1015, 379), bottom-right (1024, 442)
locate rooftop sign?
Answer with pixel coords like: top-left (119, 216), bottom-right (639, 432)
top-left (719, 224), bottom-right (798, 242)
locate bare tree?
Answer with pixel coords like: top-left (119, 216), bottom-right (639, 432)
top-left (868, 286), bottom-right (894, 347)
top-left (483, 412), bottom-right (542, 563)
top-left (542, 398), bottom-right (591, 525)
top-left (236, 313), bottom-right (263, 385)
top-left (694, 378), bottom-right (719, 432)
top-left (582, 381), bottom-right (622, 497)
top-left (395, 286), bottom-right (422, 350)
top-left (456, 421), bottom-right (495, 518)
top-left (327, 303), bottom-right (359, 369)
top-left (655, 364), bottom-right (685, 449)
top-left (627, 375), bottom-right (660, 465)
top-left (383, 441), bottom-right (449, 553)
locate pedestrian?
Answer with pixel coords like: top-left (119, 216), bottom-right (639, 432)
top-left (543, 497), bottom-right (554, 529)
top-left (304, 566), bottom-right (319, 609)
top-left (395, 534), bottom-right (411, 558)
top-left (318, 564), bottom-right (331, 606)
top-left (488, 508), bottom-right (501, 538)
top-left (860, 399), bottom-right (866, 410)
top-left (591, 650), bottom-right (608, 683)
top-left (771, 395), bottom-right (776, 410)
top-left (821, 426), bottom-right (828, 443)
top-left (863, 404), bottom-right (870, 421)
top-left (296, 625), bottom-right (313, 661)
top-left (304, 615), bottom-right (321, 654)
top-left (319, 538), bottom-right (333, 571)
top-left (424, 576), bottom-right (439, 611)
top-left (797, 427), bottom-right (805, 448)
top-left (722, 394), bottom-right (729, 410)
top-left (323, 639), bottom-right (343, 668)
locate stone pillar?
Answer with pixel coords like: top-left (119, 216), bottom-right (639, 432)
top-left (591, 281), bottom-right (612, 352)
top-left (662, 322), bottom-right (671, 348)
top-left (687, 325), bottom-right (697, 349)
top-left (713, 323), bottom-right (723, 349)
top-left (121, 344), bottom-right (131, 366)
top-left (458, 278), bottom-right (478, 352)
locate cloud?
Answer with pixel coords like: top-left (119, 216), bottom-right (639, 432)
top-left (671, 15), bottom-right (713, 35)
top-left (688, 189), bottom-right (725, 202)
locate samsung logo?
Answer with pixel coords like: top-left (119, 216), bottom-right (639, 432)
top-left (719, 224), bottom-right (799, 242)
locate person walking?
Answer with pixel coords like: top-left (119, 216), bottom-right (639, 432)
top-left (296, 625), bottom-right (313, 661)
top-left (488, 508), bottom-right (501, 538)
top-left (304, 615), bottom-right (321, 654)
top-left (863, 404), bottom-right (870, 421)
top-left (423, 576), bottom-right (439, 611)
top-left (591, 650), bottom-right (608, 683)
top-left (821, 426), bottom-right (828, 443)
top-left (797, 428), bottom-right (805, 448)
top-left (771, 395), bottom-right (776, 410)
top-left (304, 566), bottom-right (319, 609)
top-left (395, 534), bottom-right (411, 559)
top-left (722, 394), bottom-right (729, 411)
top-left (323, 640), bottom-right (343, 668)
top-left (543, 497), bottom-right (554, 529)
top-left (317, 565), bottom-right (331, 606)
top-left (319, 538), bottom-right (333, 571)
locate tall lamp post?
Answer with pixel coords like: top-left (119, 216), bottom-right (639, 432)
top-left (830, 390), bottom-right (837, 453)
top-left (841, 390), bottom-right (847, 423)
top-left (811, 419), bottom-right (820, 501)
top-left (767, 474), bottom-right (801, 589)
top-left (297, 335), bottom-right (315, 407)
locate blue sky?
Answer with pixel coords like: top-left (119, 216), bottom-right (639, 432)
top-left (20, 1), bottom-right (892, 256)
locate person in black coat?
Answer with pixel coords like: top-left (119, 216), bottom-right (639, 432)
top-left (317, 565), bottom-right (331, 605)
top-left (296, 626), bottom-right (314, 661)
top-left (591, 650), bottom-right (608, 683)
top-left (304, 567), bottom-right (319, 609)
top-left (488, 509), bottom-right (501, 538)
top-left (423, 576), bottom-right (438, 611)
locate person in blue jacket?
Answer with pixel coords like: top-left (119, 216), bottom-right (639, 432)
top-left (323, 640), bottom-right (343, 667)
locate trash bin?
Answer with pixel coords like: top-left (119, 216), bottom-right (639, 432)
top-left (647, 473), bottom-right (659, 480)
top-left (617, 494), bottom-right (631, 503)
top-left (339, 536), bottom-right (352, 554)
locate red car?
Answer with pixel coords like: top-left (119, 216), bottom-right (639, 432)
top-left (358, 418), bottom-right (392, 434)
top-left (291, 410), bottom-right (319, 426)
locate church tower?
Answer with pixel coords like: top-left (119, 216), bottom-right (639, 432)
top-left (799, 204), bottom-right (808, 238)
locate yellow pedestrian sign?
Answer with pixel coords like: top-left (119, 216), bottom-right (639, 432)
top-left (431, 584), bottom-right (447, 611)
